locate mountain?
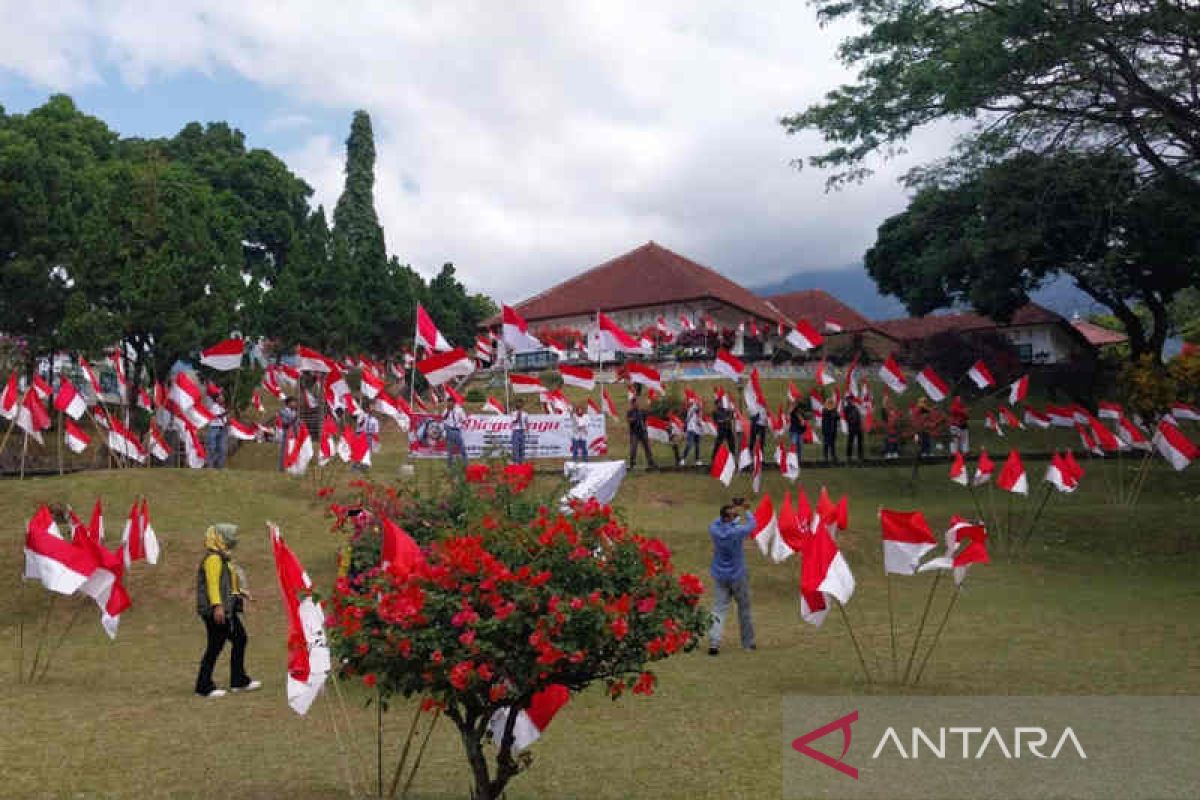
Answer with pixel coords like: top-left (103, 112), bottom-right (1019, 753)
top-left (755, 265), bottom-right (1102, 321)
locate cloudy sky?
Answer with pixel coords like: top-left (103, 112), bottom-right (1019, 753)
top-left (0, 1), bottom-right (951, 303)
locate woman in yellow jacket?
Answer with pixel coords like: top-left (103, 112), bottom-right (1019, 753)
top-left (195, 524), bottom-right (261, 698)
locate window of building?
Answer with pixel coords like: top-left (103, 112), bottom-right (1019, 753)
top-left (1016, 343), bottom-right (1033, 364)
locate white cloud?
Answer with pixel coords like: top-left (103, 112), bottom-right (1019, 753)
top-left (0, 0), bottom-right (953, 300)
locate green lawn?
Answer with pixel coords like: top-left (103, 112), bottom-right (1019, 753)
top-left (2, 420), bottom-right (1198, 798)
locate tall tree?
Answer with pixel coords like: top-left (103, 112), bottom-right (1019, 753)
top-left (332, 110), bottom-right (387, 266)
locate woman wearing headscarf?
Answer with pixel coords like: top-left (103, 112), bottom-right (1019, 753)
top-left (195, 524), bottom-right (260, 698)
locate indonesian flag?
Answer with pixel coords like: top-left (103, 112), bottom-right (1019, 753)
top-left (510, 373), bottom-right (545, 394)
top-left (751, 494), bottom-right (780, 559)
top-left (1153, 418), bottom-right (1197, 471)
top-left (415, 304), bottom-right (452, 352)
top-left (703, 315), bottom-right (717, 333)
top-left (502, 304), bottom-right (542, 352)
top-left (475, 335), bottom-right (494, 360)
top-left (1171, 402), bottom-right (1200, 422)
top-left (777, 440), bottom-right (799, 481)
top-left (380, 516), bottom-right (425, 579)
top-left (488, 684), bottom-right (570, 753)
top-left (295, 346), bottom-right (334, 373)
top-left (249, 390), bottom-right (265, 414)
top-left (880, 509), bottom-right (937, 576)
top-left (917, 517), bottom-right (989, 585)
top-left (679, 314), bottom-right (695, 331)
top-left (1097, 401), bottom-right (1123, 421)
top-left (24, 506), bottom-right (97, 596)
top-left (416, 348), bottom-right (474, 386)
top-left (261, 371), bottom-right (283, 400)
top-left (1009, 374), bottom-right (1029, 405)
top-left (200, 338), bottom-right (244, 371)
top-left (79, 356), bottom-right (103, 400)
top-left (359, 368), bottom-right (385, 400)
top-left (482, 395), bottom-right (506, 414)
top-left (319, 416), bottom-right (339, 467)
top-left (773, 491), bottom-right (803, 561)
top-left (646, 416), bottom-right (671, 444)
top-left (122, 498), bottom-right (159, 567)
top-left (446, 383), bottom-right (467, 406)
top-left (1063, 450), bottom-right (1085, 485)
top-left (375, 391), bottom-right (410, 431)
top-left (713, 349), bottom-right (745, 381)
top-left (999, 406), bottom-right (1024, 430)
top-left (64, 419), bottom-right (91, 453)
top-left (183, 424), bottom-right (207, 468)
top-left (323, 368), bottom-right (351, 411)
top-left (73, 517), bottom-right (131, 639)
top-left (1047, 405), bottom-right (1075, 428)
top-left (1087, 416), bottom-right (1122, 452)
top-left (879, 355), bottom-right (907, 393)
top-left (106, 417), bottom-right (146, 463)
top-left (786, 320), bottom-right (824, 351)
top-left (1076, 423), bottom-right (1102, 456)
top-left (974, 449), bottom-right (995, 486)
top-left (1, 372), bottom-right (18, 418)
top-left (915, 366), bottom-right (949, 402)
top-left (744, 368), bottom-right (768, 416)
top-left (699, 414), bottom-right (717, 436)
top-left (543, 337), bottom-right (565, 360)
top-left (751, 442), bottom-right (764, 494)
top-left (596, 312), bottom-right (644, 353)
top-left (949, 452), bottom-right (967, 486)
top-left (747, 320), bottom-right (760, 338)
top-left (710, 443), bottom-right (736, 486)
top-left (559, 364), bottom-right (595, 391)
top-left (966, 360), bottom-right (995, 389)
top-left (799, 522), bottom-right (856, 628)
top-left (229, 419), bottom-right (258, 441)
top-left (1071, 405), bottom-right (1091, 425)
top-left (284, 424), bottom-right (314, 475)
top-left (814, 360), bottom-right (836, 387)
top-left (135, 386), bottom-right (153, 412)
top-left (996, 449), bottom-right (1028, 494)
top-left (984, 411), bottom-right (1003, 437)
top-left (147, 423), bottom-right (170, 461)
top-left (302, 387), bottom-right (318, 410)
top-left (269, 523), bottom-right (330, 715)
top-left (601, 388), bottom-right (618, 419)
top-left (787, 381), bottom-right (802, 404)
top-left (1045, 452), bottom-right (1078, 493)
top-left (342, 424), bottom-right (371, 466)
top-left (171, 371), bottom-right (204, 410)
top-left (824, 318), bottom-right (844, 334)
top-left (13, 389), bottom-right (50, 443)
top-left (1116, 416), bottom-right (1151, 451)
top-left (809, 388), bottom-right (824, 415)
top-left (587, 398), bottom-right (602, 417)
top-left (626, 362), bottom-right (663, 394)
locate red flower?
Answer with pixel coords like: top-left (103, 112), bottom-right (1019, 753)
top-left (678, 574), bottom-right (705, 596)
top-left (316, 486), bottom-right (334, 498)
top-left (431, 650), bottom-right (444, 665)
top-left (569, 597), bottom-right (584, 611)
top-left (477, 663), bottom-right (494, 681)
top-left (465, 464), bottom-right (491, 483)
top-left (636, 596), bottom-right (657, 614)
top-left (459, 629), bottom-right (476, 646)
top-left (610, 617), bottom-right (629, 640)
top-left (362, 673), bottom-right (377, 688)
top-left (489, 684), bottom-right (508, 702)
top-left (449, 661), bottom-right (474, 690)
top-left (632, 672), bottom-right (656, 696)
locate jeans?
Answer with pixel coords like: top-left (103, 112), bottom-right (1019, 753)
top-left (445, 428), bottom-right (467, 468)
top-left (511, 429), bottom-right (526, 463)
top-left (681, 432), bottom-right (702, 464)
top-left (570, 437), bottom-right (587, 461)
top-left (708, 575), bottom-right (755, 650)
top-left (628, 430), bottom-right (656, 467)
top-left (207, 425), bottom-right (227, 469)
top-left (918, 431), bottom-right (932, 457)
top-left (789, 431), bottom-right (804, 457)
top-left (823, 431), bottom-right (838, 463)
top-left (195, 612), bottom-right (250, 694)
top-left (949, 426), bottom-right (969, 454)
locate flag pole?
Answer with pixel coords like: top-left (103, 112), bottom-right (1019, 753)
top-left (836, 602), bottom-right (872, 684)
top-left (911, 584), bottom-right (963, 686)
top-left (56, 409), bottom-right (64, 476)
top-left (1016, 483), bottom-right (1055, 551)
top-left (1127, 449), bottom-right (1154, 508)
top-left (966, 481), bottom-right (988, 527)
top-left (399, 707), bottom-right (441, 799)
top-left (19, 426), bottom-right (29, 480)
top-left (886, 573), bottom-right (898, 683)
top-left (387, 702), bottom-right (425, 799)
top-left (901, 569), bottom-right (942, 684)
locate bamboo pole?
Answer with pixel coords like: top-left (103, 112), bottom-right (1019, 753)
top-left (387, 703), bottom-right (424, 799)
top-left (57, 410), bottom-right (64, 476)
top-left (399, 708), bottom-right (440, 799)
top-left (902, 570), bottom-right (942, 684)
top-left (886, 574), bottom-right (898, 683)
top-left (19, 427), bottom-right (29, 480)
top-left (1016, 484), bottom-right (1056, 552)
top-left (36, 599), bottom-right (87, 683)
top-left (27, 593), bottom-right (57, 682)
top-left (837, 602), bottom-right (872, 684)
top-left (912, 585), bottom-right (963, 686)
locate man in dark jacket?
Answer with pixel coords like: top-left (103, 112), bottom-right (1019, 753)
top-left (844, 397), bottom-right (864, 462)
top-left (821, 398), bottom-right (839, 464)
top-left (711, 399), bottom-right (737, 462)
top-left (626, 397), bottom-right (656, 468)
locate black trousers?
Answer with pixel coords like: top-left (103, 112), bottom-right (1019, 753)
top-left (749, 423), bottom-right (767, 454)
top-left (628, 430), bottom-right (656, 466)
top-left (712, 427), bottom-right (737, 461)
top-left (822, 432), bottom-right (838, 463)
top-left (846, 429), bottom-right (864, 461)
top-left (195, 612), bottom-right (250, 694)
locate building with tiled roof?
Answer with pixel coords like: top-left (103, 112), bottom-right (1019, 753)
top-left (765, 289), bottom-right (872, 333)
top-left (1070, 318), bottom-right (1129, 349)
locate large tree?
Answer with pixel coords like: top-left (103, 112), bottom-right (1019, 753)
top-left (865, 151), bottom-right (1200, 360)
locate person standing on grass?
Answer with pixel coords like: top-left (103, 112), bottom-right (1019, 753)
top-left (626, 396), bottom-right (656, 469)
top-left (748, 404), bottom-right (768, 454)
top-left (511, 400), bottom-right (528, 464)
top-left (355, 400), bottom-right (381, 470)
top-left (788, 399), bottom-right (808, 462)
top-left (948, 396), bottom-right (970, 454)
top-left (843, 396), bottom-right (864, 462)
top-left (443, 397), bottom-right (468, 468)
top-left (881, 396), bottom-right (901, 459)
top-left (707, 500), bottom-right (756, 656)
top-left (277, 396), bottom-right (299, 471)
top-left (821, 398), bottom-right (839, 464)
top-left (682, 398), bottom-right (704, 466)
top-left (195, 524), bottom-right (260, 698)
top-left (205, 384), bottom-right (228, 469)
top-left (912, 398), bottom-right (934, 458)
top-left (569, 403), bottom-right (589, 462)
top-left (711, 398), bottom-right (736, 462)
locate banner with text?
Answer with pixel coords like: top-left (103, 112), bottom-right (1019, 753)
top-left (408, 413), bottom-right (607, 459)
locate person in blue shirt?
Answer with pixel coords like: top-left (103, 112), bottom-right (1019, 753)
top-left (707, 500), bottom-right (757, 655)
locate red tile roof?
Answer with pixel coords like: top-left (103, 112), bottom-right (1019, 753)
top-left (493, 242), bottom-right (792, 326)
top-left (764, 289), bottom-right (872, 332)
top-left (1071, 319), bottom-right (1128, 346)
top-left (873, 303), bottom-right (1066, 341)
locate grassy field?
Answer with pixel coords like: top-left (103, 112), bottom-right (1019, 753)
top-left (1, 383), bottom-right (1198, 799)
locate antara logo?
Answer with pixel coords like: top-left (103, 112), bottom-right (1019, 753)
top-left (793, 712), bottom-right (1087, 779)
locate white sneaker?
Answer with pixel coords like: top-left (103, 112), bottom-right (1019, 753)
top-left (201, 689), bottom-right (227, 698)
top-left (231, 680), bottom-right (262, 693)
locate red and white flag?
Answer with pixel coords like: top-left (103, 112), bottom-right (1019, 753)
top-left (1097, 401), bottom-right (1123, 421)
top-left (1008, 374), bottom-right (1029, 405)
top-left (966, 360), bottom-right (995, 389)
top-left (713, 349), bottom-right (744, 381)
top-left (601, 388), bottom-right (618, 419)
top-left (74, 517), bottom-right (132, 639)
top-left (974, 449), bottom-right (995, 486)
top-left (1045, 452), bottom-right (1078, 493)
top-left (415, 304), bottom-right (452, 352)
top-left (171, 371), bottom-right (204, 410)
top-left (984, 411), bottom-right (1003, 437)
top-left (182, 424), bottom-right (206, 468)
top-left (16, 390), bottom-right (51, 444)
top-left (200, 338), bottom-right (245, 371)
top-left (229, 419), bottom-right (258, 441)
top-left (1063, 450), bottom-right (1086, 485)
top-left (751, 494), bottom-right (780, 559)
top-left (510, 373), bottom-right (545, 394)
top-left (1153, 418), bottom-right (1197, 471)
top-left (786, 320), bottom-right (824, 351)
top-left (814, 360), bottom-right (836, 387)
top-left (710, 443), bottom-right (736, 486)
top-left (558, 364), bottom-right (594, 391)
top-left (1116, 416), bottom-right (1151, 451)
top-left (269, 523), bottom-right (330, 715)
top-left (487, 684), bottom-right (570, 752)
top-left (78, 357), bottom-right (103, 400)
top-left (482, 395), bottom-right (506, 415)
top-left (777, 440), bottom-right (800, 481)
top-left (376, 391), bottom-right (411, 431)
top-left (416, 348), bottom-right (474, 386)
top-left (122, 498), bottom-right (159, 567)
top-left (1171, 402), bottom-right (1200, 422)
top-left (1047, 405), bottom-right (1075, 428)
top-left (626, 362), bottom-right (663, 394)
top-left (742, 368), bottom-right (767, 417)
top-left (380, 516), bottom-right (425, 579)
top-left (646, 416), bottom-right (671, 444)
top-left (284, 424), bottom-right (314, 475)
top-left (136, 386), bottom-right (153, 412)
top-left (799, 522), bottom-right (855, 628)
top-left (918, 517), bottom-right (989, 585)
top-left (107, 417), bottom-right (147, 463)
top-left (678, 314), bottom-right (695, 331)
top-left (1024, 407), bottom-right (1050, 429)
top-left (31, 374), bottom-right (51, 401)
top-left (0, 372), bottom-right (19, 418)
top-left (824, 318), bottom-right (844, 334)
top-left (318, 416), bottom-right (339, 467)
top-left (949, 452), bottom-right (967, 486)
top-left (24, 506), bottom-right (97, 595)
top-left (502, 305), bottom-right (542, 352)
top-left (251, 390), bottom-right (265, 414)
top-left (996, 449), bottom-right (1028, 494)
top-left (880, 509), bottom-right (937, 576)
top-left (751, 442), bottom-right (764, 494)
top-left (596, 312), bottom-right (644, 353)
top-left (147, 423), bottom-right (170, 462)
top-left (341, 424), bottom-right (371, 466)
top-left (879, 355), bottom-right (907, 394)
top-left (64, 419), bottom-right (91, 453)
top-left (294, 346), bottom-right (334, 373)
top-left (359, 367), bottom-right (385, 400)
top-left (475, 335), bottom-right (494, 361)
top-left (915, 366), bottom-right (949, 402)
top-left (999, 406), bottom-right (1024, 430)
top-left (1087, 415), bottom-right (1122, 452)
top-left (1076, 423), bottom-right (1102, 456)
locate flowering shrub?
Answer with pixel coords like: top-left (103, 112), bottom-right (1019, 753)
top-left (327, 467), bottom-right (708, 800)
